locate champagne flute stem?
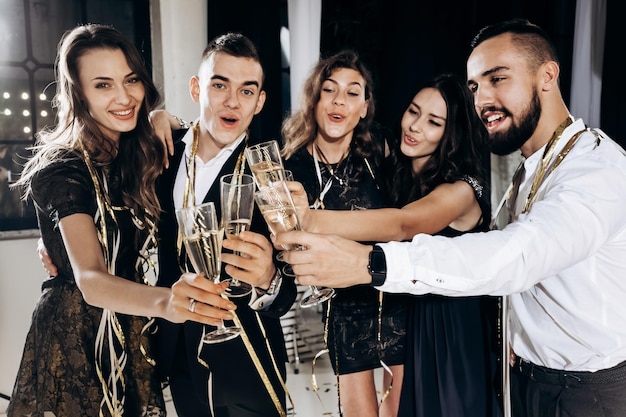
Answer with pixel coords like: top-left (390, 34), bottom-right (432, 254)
top-left (217, 292), bottom-right (229, 330)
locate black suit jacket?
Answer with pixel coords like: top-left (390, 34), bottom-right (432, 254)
top-left (154, 130), bottom-right (296, 411)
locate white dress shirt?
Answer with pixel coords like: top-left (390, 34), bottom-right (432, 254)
top-left (378, 118), bottom-right (626, 371)
top-left (173, 128), bottom-right (244, 210)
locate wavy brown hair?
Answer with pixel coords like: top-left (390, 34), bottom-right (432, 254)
top-left (15, 24), bottom-right (163, 219)
top-left (281, 50), bottom-right (382, 171)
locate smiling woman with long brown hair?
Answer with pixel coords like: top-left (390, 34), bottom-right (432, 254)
top-left (8, 24), bottom-right (233, 417)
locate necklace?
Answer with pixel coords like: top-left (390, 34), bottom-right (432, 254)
top-left (314, 143), bottom-right (349, 184)
top-left (311, 143), bottom-right (350, 209)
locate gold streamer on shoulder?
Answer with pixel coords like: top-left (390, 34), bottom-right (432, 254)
top-left (522, 116), bottom-right (587, 213)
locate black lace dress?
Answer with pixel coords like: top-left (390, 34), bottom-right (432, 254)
top-left (7, 155), bottom-right (165, 417)
top-left (398, 176), bottom-right (502, 417)
top-left (285, 146), bottom-right (411, 375)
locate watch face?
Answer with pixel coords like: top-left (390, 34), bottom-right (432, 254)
top-left (369, 246), bottom-right (387, 283)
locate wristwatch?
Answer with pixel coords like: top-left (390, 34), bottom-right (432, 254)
top-left (368, 245), bottom-right (387, 286)
top-left (257, 269), bottom-right (282, 296)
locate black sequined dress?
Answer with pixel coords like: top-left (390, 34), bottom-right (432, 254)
top-left (285, 145), bottom-right (411, 375)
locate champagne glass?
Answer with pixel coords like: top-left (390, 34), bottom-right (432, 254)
top-left (220, 173), bottom-right (255, 297)
top-left (245, 140), bottom-right (290, 188)
top-left (272, 169), bottom-right (293, 263)
top-left (254, 180), bottom-right (335, 308)
top-left (245, 139), bottom-right (290, 264)
top-left (175, 202), bottom-right (241, 343)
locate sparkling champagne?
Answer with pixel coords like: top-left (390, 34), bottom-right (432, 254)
top-left (182, 230), bottom-right (223, 280)
top-left (249, 160), bottom-right (286, 187)
top-left (257, 204), bottom-right (300, 250)
top-left (224, 218), bottom-right (252, 240)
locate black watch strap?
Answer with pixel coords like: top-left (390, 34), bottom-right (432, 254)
top-left (368, 245), bottom-right (387, 286)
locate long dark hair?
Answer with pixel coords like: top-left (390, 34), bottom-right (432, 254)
top-left (386, 73), bottom-right (487, 207)
top-left (16, 24), bottom-right (163, 218)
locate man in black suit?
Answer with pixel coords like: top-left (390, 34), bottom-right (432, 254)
top-left (154, 33), bottom-right (296, 417)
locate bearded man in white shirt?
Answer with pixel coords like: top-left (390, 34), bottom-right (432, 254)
top-left (276, 18), bottom-right (626, 417)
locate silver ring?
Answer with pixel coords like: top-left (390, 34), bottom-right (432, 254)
top-left (188, 298), bottom-right (197, 313)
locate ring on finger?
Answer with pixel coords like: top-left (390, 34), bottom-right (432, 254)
top-left (188, 298), bottom-right (197, 313)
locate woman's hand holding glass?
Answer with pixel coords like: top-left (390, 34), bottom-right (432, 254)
top-left (175, 202), bottom-right (241, 344)
top-left (170, 272), bottom-right (236, 326)
top-left (246, 140), bottom-right (335, 307)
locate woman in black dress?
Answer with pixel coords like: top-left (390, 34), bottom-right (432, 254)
top-left (8, 24), bottom-right (233, 417)
top-left (291, 73), bottom-right (501, 417)
top-left (282, 50), bottom-right (410, 417)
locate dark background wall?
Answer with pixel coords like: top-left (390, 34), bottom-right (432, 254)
top-left (1, 0), bottom-right (622, 231)
top-left (319, 0), bottom-right (577, 136)
top-left (201, 0), bottom-right (623, 149)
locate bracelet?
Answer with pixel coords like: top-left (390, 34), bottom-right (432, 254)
top-left (173, 115), bottom-right (188, 129)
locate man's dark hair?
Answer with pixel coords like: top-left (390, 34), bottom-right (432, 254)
top-left (471, 18), bottom-right (559, 69)
top-left (202, 32), bottom-right (261, 62)
top-left (201, 32), bottom-right (265, 83)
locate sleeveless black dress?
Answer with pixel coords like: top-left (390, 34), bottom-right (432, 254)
top-left (398, 176), bottom-right (502, 417)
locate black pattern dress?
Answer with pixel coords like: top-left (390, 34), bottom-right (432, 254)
top-left (7, 155), bottom-right (165, 417)
top-left (285, 144), bottom-right (411, 375)
top-left (398, 176), bottom-right (502, 417)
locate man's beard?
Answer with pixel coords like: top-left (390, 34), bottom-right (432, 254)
top-left (488, 89), bottom-right (541, 156)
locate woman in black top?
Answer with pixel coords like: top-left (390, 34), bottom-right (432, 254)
top-left (282, 50), bottom-right (410, 417)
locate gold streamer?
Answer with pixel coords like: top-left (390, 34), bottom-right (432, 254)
top-left (377, 291), bottom-right (393, 406)
top-left (311, 299), bottom-right (334, 415)
top-left (82, 140), bottom-right (161, 416)
top-left (253, 311), bottom-right (295, 413)
top-left (522, 116), bottom-right (587, 213)
top-left (82, 144), bottom-right (127, 417)
top-left (488, 116), bottom-right (594, 417)
top-left (230, 310), bottom-right (287, 417)
top-left (178, 129), bottom-right (287, 415)
top-left (309, 148), bottom-right (382, 415)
